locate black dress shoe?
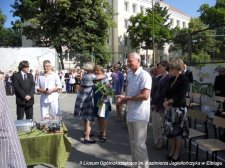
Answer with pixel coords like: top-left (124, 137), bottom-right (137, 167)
top-left (166, 154), bottom-right (173, 160)
top-left (98, 136), bottom-right (107, 142)
top-left (171, 156), bottom-right (180, 162)
top-left (83, 139), bottom-right (96, 144)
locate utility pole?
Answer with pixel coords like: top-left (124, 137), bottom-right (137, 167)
top-left (152, 0), bottom-right (156, 67)
top-left (189, 33), bottom-right (192, 65)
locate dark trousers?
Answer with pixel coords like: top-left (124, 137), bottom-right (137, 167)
top-left (17, 105), bottom-right (33, 120)
top-left (69, 84), bottom-right (75, 93)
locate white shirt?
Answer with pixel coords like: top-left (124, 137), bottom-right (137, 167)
top-left (21, 71), bottom-right (26, 80)
top-left (126, 67), bottom-right (152, 122)
top-left (69, 74), bottom-right (76, 84)
top-left (106, 71), bottom-right (112, 81)
top-left (36, 71), bottom-right (62, 103)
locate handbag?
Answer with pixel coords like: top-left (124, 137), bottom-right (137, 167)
top-left (98, 103), bottom-right (106, 117)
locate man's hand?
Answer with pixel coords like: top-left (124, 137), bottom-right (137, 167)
top-left (25, 95), bottom-right (31, 101)
top-left (45, 88), bottom-right (60, 94)
top-left (116, 95), bottom-right (126, 105)
top-left (46, 89), bottom-right (52, 94)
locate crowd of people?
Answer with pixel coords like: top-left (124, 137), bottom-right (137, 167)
top-left (1, 52), bottom-right (225, 168)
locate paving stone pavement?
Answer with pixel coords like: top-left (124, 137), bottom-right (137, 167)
top-left (7, 93), bottom-right (225, 168)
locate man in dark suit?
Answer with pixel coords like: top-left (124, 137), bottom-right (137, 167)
top-left (214, 67), bottom-right (225, 111)
top-left (13, 60), bottom-right (35, 120)
top-left (183, 64), bottom-right (193, 83)
top-left (183, 64), bottom-right (193, 97)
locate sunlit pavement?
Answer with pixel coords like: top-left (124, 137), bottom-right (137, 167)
top-left (7, 93), bottom-right (225, 168)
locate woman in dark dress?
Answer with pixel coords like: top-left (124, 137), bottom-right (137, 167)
top-left (74, 62), bottom-right (106, 144)
top-left (163, 59), bottom-right (190, 161)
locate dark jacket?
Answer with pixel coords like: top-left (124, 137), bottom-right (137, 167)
top-left (184, 69), bottom-right (193, 83)
top-left (214, 75), bottom-right (225, 97)
top-left (13, 72), bottom-right (35, 106)
top-left (165, 74), bottom-right (190, 108)
top-left (151, 74), bottom-right (171, 112)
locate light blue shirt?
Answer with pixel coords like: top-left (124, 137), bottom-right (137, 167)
top-left (81, 73), bottom-right (97, 86)
top-left (126, 67), bottom-right (152, 122)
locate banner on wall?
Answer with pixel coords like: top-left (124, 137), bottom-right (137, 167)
top-left (190, 63), bottom-right (225, 96)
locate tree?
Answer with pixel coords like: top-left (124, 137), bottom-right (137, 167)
top-left (199, 0), bottom-right (225, 27)
top-left (189, 18), bottom-right (216, 56)
top-left (12, 0), bottom-right (114, 68)
top-left (0, 9), bottom-right (21, 47)
top-left (169, 27), bottom-right (189, 55)
top-left (192, 50), bottom-right (211, 64)
top-left (170, 18), bottom-right (216, 64)
top-left (127, 2), bottom-right (171, 51)
top-left (198, 0), bottom-right (225, 59)
top-left (0, 9), bottom-right (6, 27)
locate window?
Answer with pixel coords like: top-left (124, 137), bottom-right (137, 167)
top-left (132, 4), bottom-right (136, 13)
top-left (176, 20), bottom-right (180, 27)
top-left (124, 1), bottom-right (129, 11)
top-left (124, 19), bottom-right (128, 29)
top-left (170, 18), bottom-right (174, 26)
top-left (140, 6), bottom-right (144, 13)
top-left (183, 22), bottom-right (186, 28)
top-left (124, 36), bottom-right (128, 46)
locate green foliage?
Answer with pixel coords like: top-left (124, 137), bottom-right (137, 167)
top-left (180, 50), bottom-right (211, 66)
top-left (95, 81), bottom-right (114, 107)
top-left (0, 28), bottom-right (22, 47)
top-left (12, 0), bottom-right (115, 68)
top-left (170, 27), bottom-right (190, 54)
top-left (0, 9), bottom-right (21, 47)
top-left (94, 44), bottom-right (112, 66)
top-left (95, 82), bottom-right (114, 98)
top-left (0, 9), bottom-right (6, 27)
top-left (190, 19), bottom-right (216, 55)
top-left (191, 50), bottom-right (211, 64)
top-left (171, 18), bottom-right (216, 61)
top-left (199, 0), bottom-right (225, 27)
top-left (198, 0), bottom-right (225, 59)
top-left (127, 2), bottom-right (171, 50)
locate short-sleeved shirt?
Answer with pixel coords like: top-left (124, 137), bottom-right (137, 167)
top-left (81, 73), bottom-right (97, 87)
top-left (36, 71), bottom-right (62, 103)
top-left (126, 67), bottom-right (152, 122)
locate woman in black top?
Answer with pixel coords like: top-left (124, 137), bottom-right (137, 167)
top-left (163, 59), bottom-right (190, 161)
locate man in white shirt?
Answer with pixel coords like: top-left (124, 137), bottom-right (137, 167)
top-left (117, 53), bottom-right (152, 168)
top-left (36, 60), bottom-right (62, 119)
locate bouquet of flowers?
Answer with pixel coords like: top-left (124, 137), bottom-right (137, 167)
top-left (95, 82), bottom-right (114, 117)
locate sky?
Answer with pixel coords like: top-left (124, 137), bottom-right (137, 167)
top-left (163, 0), bottom-right (216, 17)
top-left (0, 0), bottom-right (217, 28)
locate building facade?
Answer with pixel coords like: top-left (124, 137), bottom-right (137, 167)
top-left (108, 0), bottom-right (191, 65)
top-left (22, 0), bottom-right (191, 68)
